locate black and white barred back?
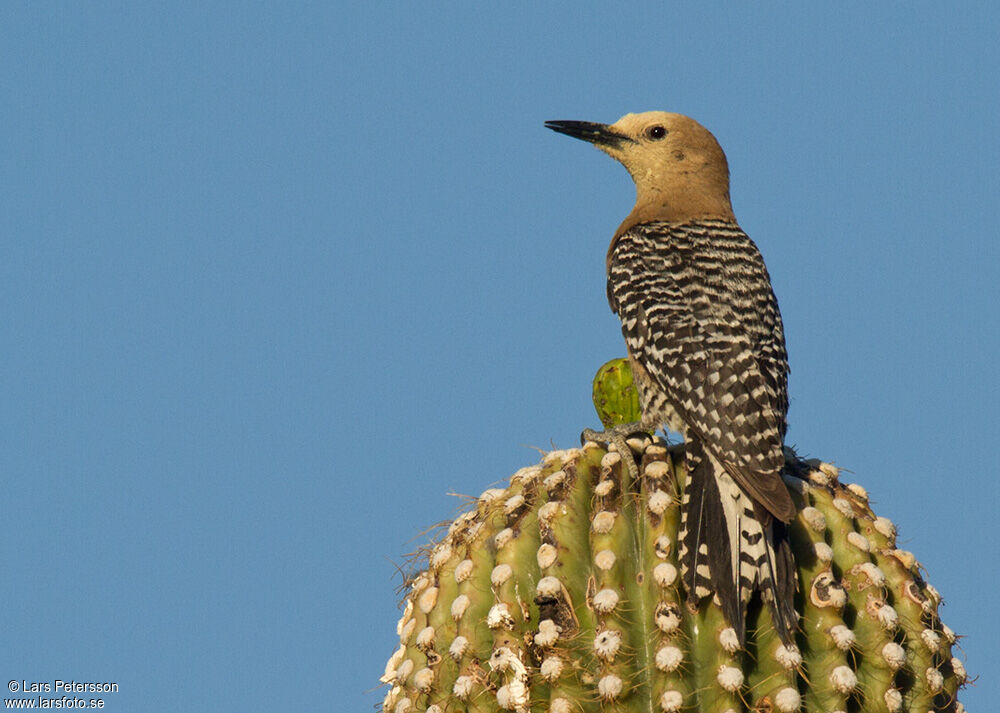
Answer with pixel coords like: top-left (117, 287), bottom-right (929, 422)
top-left (607, 219), bottom-right (797, 643)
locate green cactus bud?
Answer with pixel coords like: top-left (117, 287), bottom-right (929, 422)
top-left (592, 358), bottom-right (642, 429)
top-left (381, 370), bottom-right (968, 713)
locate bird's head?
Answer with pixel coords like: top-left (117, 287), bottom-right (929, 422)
top-left (545, 111), bottom-right (735, 229)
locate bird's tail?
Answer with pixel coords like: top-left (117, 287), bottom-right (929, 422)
top-left (678, 441), bottom-right (797, 645)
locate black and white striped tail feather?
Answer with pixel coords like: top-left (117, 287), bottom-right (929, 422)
top-left (768, 516), bottom-right (797, 640)
top-left (678, 446), bottom-right (738, 628)
top-left (678, 440), bottom-right (796, 645)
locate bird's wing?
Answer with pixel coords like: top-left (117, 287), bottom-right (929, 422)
top-left (610, 223), bottom-right (795, 522)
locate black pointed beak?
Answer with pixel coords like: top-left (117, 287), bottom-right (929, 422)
top-left (544, 120), bottom-right (635, 148)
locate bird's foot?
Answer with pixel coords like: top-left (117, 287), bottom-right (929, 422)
top-left (580, 422), bottom-right (652, 480)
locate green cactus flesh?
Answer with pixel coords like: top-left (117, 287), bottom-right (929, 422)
top-left (380, 440), bottom-right (967, 713)
top-left (592, 358), bottom-right (642, 429)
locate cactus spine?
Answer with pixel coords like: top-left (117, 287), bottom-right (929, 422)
top-left (380, 361), bottom-right (967, 713)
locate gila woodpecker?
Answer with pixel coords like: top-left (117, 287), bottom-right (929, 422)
top-left (546, 112), bottom-right (797, 644)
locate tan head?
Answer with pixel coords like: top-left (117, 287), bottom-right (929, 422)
top-left (546, 111), bottom-right (735, 235)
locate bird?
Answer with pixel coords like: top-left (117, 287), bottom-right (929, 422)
top-left (545, 112), bottom-right (797, 645)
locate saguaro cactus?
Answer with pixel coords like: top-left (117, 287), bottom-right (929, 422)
top-left (380, 361), bottom-right (968, 713)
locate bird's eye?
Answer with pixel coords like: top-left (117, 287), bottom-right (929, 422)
top-left (646, 126), bottom-right (667, 140)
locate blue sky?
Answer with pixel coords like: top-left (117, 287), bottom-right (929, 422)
top-left (2, 3), bottom-right (996, 711)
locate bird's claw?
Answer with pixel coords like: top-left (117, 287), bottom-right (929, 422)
top-left (580, 423), bottom-right (650, 480)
